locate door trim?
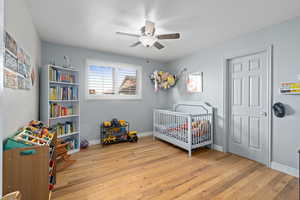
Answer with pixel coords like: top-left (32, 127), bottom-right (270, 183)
top-left (222, 45), bottom-right (273, 167)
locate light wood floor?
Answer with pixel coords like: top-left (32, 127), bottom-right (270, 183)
top-left (52, 137), bottom-right (298, 200)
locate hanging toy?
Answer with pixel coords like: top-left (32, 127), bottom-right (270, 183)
top-left (167, 75), bottom-right (175, 86)
top-left (149, 68), bottom-right (187, 92)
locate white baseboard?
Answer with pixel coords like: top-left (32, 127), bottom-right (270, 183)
top-left (213, 144), bottom-right (224, 152)
top-left (138, 131), bottom-right (153, 137)
top-left (88, 139), bottom-right (101, 146)
top-left (271, 162), bottom-right (298, 177)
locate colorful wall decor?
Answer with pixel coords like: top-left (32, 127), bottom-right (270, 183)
top-left (4, 31), bottom-right (33, 90)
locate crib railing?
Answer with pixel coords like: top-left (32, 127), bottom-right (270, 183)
top-left (154, 109), bottom-right (191, 144)
top-left (190, 113), bottom-right (213, 146)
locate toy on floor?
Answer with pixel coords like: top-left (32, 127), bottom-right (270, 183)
top-left (80, 137), bottom-right (89, 149)
top-left (101, 119), bottom-right (138, 145)
top-left (127, 131), bottom-right (138, 142)
top-left (13, 120), bottom-right (55, 146)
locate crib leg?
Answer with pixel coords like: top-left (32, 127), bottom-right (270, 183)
top-left (188, 149), bottom-right (192, 157)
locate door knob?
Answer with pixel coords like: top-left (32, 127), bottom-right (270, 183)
top-left (260, 111), bottom-right (267, 117)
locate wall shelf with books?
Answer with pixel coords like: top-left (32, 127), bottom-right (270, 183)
top-left (280, 82), bottom-right (300, 95)
top-left (41, 65), bottom-right (80, 154)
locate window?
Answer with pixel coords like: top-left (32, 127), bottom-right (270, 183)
top-left (86, 60), bottom-right (142, 99)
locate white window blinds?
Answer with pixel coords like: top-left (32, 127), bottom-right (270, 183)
top-left (88, 66), bottom-right (114, 95)
top-left (117, 68), bottom-right (137, 95)
top-left (87, 62), bottom-right (141, 99)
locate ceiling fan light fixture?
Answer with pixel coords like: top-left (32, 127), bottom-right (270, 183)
top-left (116, 20), bottom-right (179, 50)
top-left (139, 36), bottom-right (158, 47)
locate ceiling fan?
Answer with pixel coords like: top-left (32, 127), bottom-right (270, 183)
top-left (116, 20), bottom-right (180, 50)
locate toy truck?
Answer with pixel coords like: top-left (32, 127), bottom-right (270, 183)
top-left (127, 131), bottom-right (138, 142)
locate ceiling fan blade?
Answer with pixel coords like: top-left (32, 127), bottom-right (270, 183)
top-left (157, 33), bottom-right (180, 40)
top-left (145, 20), bottom-right (155, 36)
top-left (116, 32), bottom-right (140, 37)
top-left (130, 41), bottom-right (141, 47)
top-left (154, 42), bottom-right (164, 50)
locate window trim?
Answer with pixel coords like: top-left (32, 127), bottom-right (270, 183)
top-left (85, 59), bottom-right (142, 100)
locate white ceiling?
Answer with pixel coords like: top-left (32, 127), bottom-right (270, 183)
top-left (25, 0), bottom-right (300, 62)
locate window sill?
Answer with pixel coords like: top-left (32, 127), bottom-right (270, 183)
top-left (85, 95), bottom-right (142, 101)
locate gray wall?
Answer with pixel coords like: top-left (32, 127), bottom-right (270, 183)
top-left (3, 0), bottom-right (41, 139)
top-left (41, 42), bottom-right (168, 141)
top-left (166, 16), bottom-right (300, 169)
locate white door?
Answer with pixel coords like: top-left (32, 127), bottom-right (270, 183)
top-left (228, 51), bottom-right (269, 165)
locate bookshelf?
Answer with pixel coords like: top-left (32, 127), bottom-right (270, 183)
top-left (41, 65), bottom-right (80, 154)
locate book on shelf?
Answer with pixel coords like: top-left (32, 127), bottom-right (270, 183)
top-left (49, 67), bottom-right (76, 83)
top-left (49, 85), bottom-right (78, 100)
top-left (50, 103), bottom-right (75, 118)
top-left (61, 137), bottom-right (79, 151)
top-left (51, 121), bottom-right (76, 136)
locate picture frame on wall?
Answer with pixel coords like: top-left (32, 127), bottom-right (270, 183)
top-left (18, 62), bottom-right (27, 77)
top-left (17, 47), bottom-right (25, 64)
top-left (4, 68), bottom-right (17, 89)
top-left (17, 75), bottom-right (26, 89)
top-left (24, 51), bottom-right (31, 66)
top-left (186, 72), bottom-right (203, 93)
top-left (5, 32), bottom-right (17, 56)
top-left (5, 51), bottom-right (18, 72)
